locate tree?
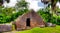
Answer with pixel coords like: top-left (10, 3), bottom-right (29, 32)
top-left (0, 7), bottom-right (15, 15)
top-left (41, 0), bottom-right (60, 13)
top-left (0, 0), bottom-right (10, 6)
top-left (0, 0), bottom-right (29, 23)
top-left (37, 9), bottom-right (51, 22)
top-left (51, 0), bottom-right (57, 13)
top-left (47, 0), bottom-right (60, 14)
top-left (15, 0), bottom-right (28, 11)
top-left (0, 6), bottom-right (16, 23)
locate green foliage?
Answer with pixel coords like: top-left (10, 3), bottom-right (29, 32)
top-left (0, 14), bottom-right (11, 23)
top-left (0, 6), bottom-right (15, 15)
top-left (11, 8), bottom-right (28, 21)
top-left (15, 0), bottom-right (28, 11)
top-left (0, 0), bottom-right (29, 24)
top-left (37, 8), bottom-right (60, 25)
top-left (16, 0), bottom-right (28, 8)
top-left (56, 16), bottom-right (60, 25)
top-left (37, 9), bottom-right (51, 22)
top-left (0, 6), bottom-right (14, 23)
top-left (0, 6), bottom-right (28, 24)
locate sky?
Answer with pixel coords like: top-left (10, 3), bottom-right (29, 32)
top-left (26, 0), bottom-right (44, 11)
top-left (3, 0), bottom-right (60, 11)
top-left (3, 0), bottom-right (17, 7)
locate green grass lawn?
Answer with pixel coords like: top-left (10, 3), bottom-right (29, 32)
top-left (5, 25), bottom-right (60, 33)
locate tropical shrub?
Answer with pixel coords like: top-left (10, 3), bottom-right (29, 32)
top-left (37, 9), bottom-right (60, 25)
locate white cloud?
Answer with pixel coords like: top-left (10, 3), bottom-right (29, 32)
top-left (4, 0), bottom-right (44, 11)
top-left (7, 0), bottom-right (17, 7)
top-left (3, 0), bottom-right (60, 11)
top-left (26, 0), bottom-right (44, 11)
top-left (56, 2), bottom-right (60, 8)
top-left (3, 0), bottom-right (17, 7)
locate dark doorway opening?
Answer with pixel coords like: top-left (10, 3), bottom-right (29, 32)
top-left (26, 18), bottom-right (30, 27)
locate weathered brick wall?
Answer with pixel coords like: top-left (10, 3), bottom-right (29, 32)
top-left (15, 10), bottom-right (45, 30)
top-left (0, 24), bottom-right (12, 32)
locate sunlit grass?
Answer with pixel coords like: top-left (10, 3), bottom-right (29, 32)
top-left (5, 25), bottom-right (60, 33)
top-left (17, 26), bottom-right (60, 33)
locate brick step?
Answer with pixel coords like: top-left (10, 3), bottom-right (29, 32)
top-left (26, 26), bottom-right (31, 29)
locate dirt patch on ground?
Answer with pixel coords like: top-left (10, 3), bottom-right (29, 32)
top-left (4, 31), bottom-right (18, 33)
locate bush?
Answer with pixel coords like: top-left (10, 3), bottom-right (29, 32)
top-left (37, 9), bottom-right (60, 25)
top-left (0, 8), bottom-right (28, 24)
top-left (37, 9), bottom-right (51, 22)
top-left (10, 8), bottom-right (28, 21)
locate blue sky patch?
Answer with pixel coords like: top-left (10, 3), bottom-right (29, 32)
top-left (38, 2), bottom-right (44, 7)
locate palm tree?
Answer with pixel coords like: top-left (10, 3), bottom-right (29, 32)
top-left (41, 0), bottom-right (51, 4)
top-left (41, 0), bottom-right (51, 11)
top-left (41, 0), bottom-right (60, 23)
top-left (51, 0), bottom-right (58, 13)
top-left (51, 0), bottom-right (60, 23)
top-left (0, 0), bottom-right (10, 6)
top-left (41, 0), bottom-right (60, 13)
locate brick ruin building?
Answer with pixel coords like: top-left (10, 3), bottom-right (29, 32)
top-left (15, 10), bottom-right (45, 30)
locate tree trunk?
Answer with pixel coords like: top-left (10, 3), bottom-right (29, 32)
top-left (51, 0), bottom-right (57, 13)
top-left (0, 0), bottom-right (3, 6)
